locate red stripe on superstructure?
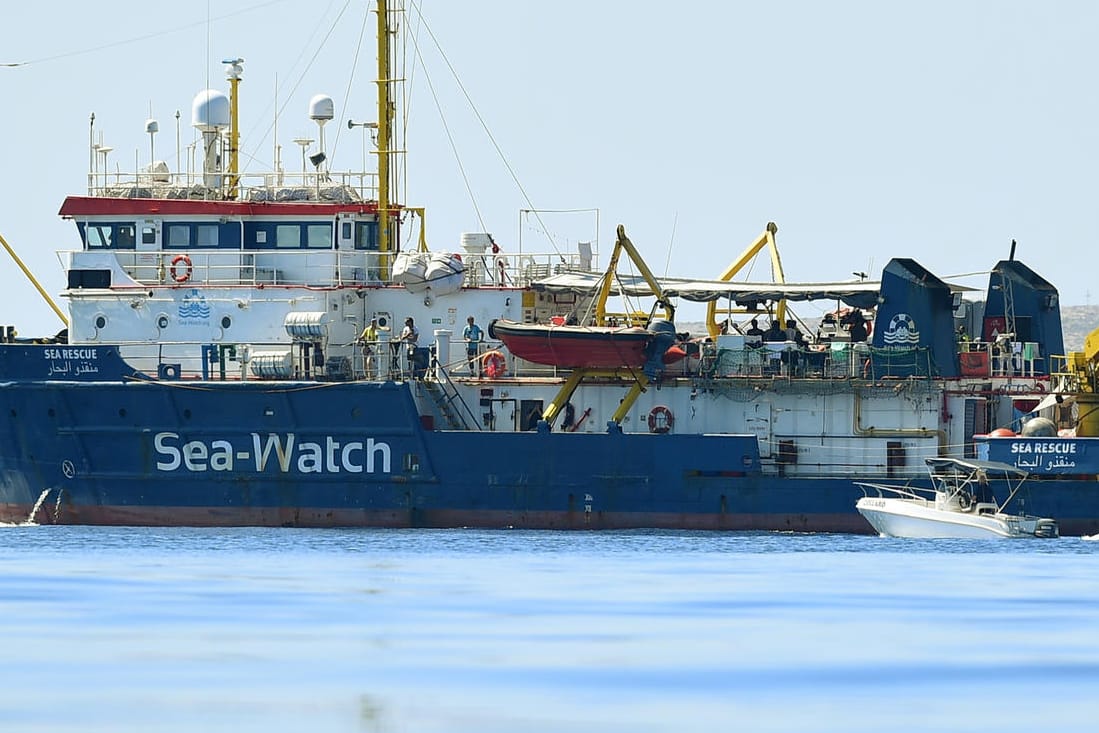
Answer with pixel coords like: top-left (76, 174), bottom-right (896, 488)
top-left (58, 195), bottom-right (382, 218)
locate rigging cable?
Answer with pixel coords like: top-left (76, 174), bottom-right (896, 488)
top-left (404, 9), bottom-right (489, 237)
top-left (407, 4), bottom-right (563, 257)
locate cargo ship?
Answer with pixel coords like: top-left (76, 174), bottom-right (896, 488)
top-left (3, 1), bottom-right (1099, 533)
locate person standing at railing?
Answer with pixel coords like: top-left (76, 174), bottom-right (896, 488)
top-left (463, 315), bottom-right (484, 376)
top-left (358, 317), bottom-right (379, 378)
top-left (400, 317), bottom-right (420, 378)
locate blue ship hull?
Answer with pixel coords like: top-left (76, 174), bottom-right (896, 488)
top-left (0, 356), bottom-right (788, 528)
top-left (3, 344), bottom-right (1099, 534)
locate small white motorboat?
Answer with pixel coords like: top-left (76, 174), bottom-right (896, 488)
top-left (855, 457), bottom-right (1059, 539)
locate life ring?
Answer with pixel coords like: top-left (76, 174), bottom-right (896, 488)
top-left (170, 254), bottom-right (193, 283)
top-left (648, 405), bottom-right (674, 434)
top-left (482, 350), bottom-right (507, 379)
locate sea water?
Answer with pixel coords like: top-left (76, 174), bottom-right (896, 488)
top-left (0, 527), bottom-right (1096, 732)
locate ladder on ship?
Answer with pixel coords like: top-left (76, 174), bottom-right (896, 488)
top-left (1001, 245), bottom-right (1017, 344)
top-left (421, 368), bottom-right (481, 430)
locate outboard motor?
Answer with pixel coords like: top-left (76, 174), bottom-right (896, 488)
top-left (643, 319), bottom-right (677, 379)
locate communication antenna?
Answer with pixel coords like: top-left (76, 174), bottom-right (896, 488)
top-left (293, 137), bottom-right (314, 176)
top-left (145, 113), bottom-right (159, 168)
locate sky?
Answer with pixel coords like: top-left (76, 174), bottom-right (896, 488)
top-left (2, 0), bottom-right (1098, 337)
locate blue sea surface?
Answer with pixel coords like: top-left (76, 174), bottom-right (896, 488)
top-left (0, 527), bottom-right (1096, 732)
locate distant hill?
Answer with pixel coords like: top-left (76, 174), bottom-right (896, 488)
top-left (679, 305), bottom-right (1099, 353)
top-left (1059, 305), bottom-right (1099, 353)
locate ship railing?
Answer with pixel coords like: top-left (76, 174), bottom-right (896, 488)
top-left (958, 340), bottom-right (1044, 377)
top-left (117, 338), bottom-right (413, 382)
top-left (678, 342), bottom-right (876, 380)
top-left (1046, 353), bottom-right (1084, 394)
top-left (87, 168), bottom-right (378, 203)
top-left (460, 252), bottom-right (595, 288)
top-left (72, 248), bottom-right (592, 290)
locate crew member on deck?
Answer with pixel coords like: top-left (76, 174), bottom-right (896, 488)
top-left (847, 311), bottom-right (868, 343)
top-left (463, 316), bottom-right (484, 375)
top-left (975, 469), bottom-right (995, 506)
top-left (400, 317), bottom-right (420, 378)
top-left (786, 320), bottom-right (807, 347)
top-left (358, 317), bottom-right (379, 378)
top-left (764, 319), bottom-right (786, 342)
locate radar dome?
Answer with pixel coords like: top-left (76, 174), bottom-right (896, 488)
top-left (1020, 417), bottom-right (1057, 437)
top-left (192, 89), bottom-right (230, 131)
top-left (309, 94), bottom-right (335, 122)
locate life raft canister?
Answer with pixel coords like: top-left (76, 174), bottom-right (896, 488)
top-left (648, 405), bottom-right (674, 434)
top-left (170, 254), bottom-right (193, 283)
top-left (482, 350), bottom-right (507, 379)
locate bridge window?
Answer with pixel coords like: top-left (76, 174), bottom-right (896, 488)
top-left (83, 223), bottom-right (137, 250)
top-left (195, 224), bottom-right (219, 247)
top-left (276, 224), bottom-right (301, 248)
top-left (164, 222), bottom-right (236, 248)
top-left (141, 225), bottom-right (157, 245)
top-left (116, 225), bottom-right (136, 248)
top-left (306, 224), bottom-right (332, 248)
top-left (355, 221), bottom-right (379, 250)
top-left (167, 225), bottom-right (190, 246)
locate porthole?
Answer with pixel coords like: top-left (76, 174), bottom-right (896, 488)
top-left (95, 315), bottom-right (107, 329)
top-left (221, 316), bottom-right (232, 329)
top-left (157, 314), bottom-right (169, 329)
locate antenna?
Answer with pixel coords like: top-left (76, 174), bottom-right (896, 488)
top-left (145, 115), bottom-right (159, 168)
top-left (175, 110), bottom-right (181, 182)
top-left (347, 118), bottom-right (378, 183)
top-left (292, 137), bottom-right (314, 176)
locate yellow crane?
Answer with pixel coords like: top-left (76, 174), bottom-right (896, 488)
top-left (704, 222), bottom-right (787, 339)
top-left (1062, 326), bottom-right (1099, 436)
top-left (540, 224), bottom-right (673, 430)
top-left (0, 231), bottom-right (68, 330)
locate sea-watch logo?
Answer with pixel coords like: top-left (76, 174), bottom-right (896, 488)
top-left (178, 289), bottom-right (211, 324)
top-left (882, 313), bottom-right (920, 345)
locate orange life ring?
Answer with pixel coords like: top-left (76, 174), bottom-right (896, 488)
top-left (170, 254), bottom-right (193, 283)
top-left (482, 350), bottom-right (507, 379)
top-left (648, 405), bottom-right (674, 434)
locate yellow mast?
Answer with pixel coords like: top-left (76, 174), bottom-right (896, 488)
top-left (376, 0), bottom-right (393, 255)
top-left (225, 59), bottom-right (243, 200)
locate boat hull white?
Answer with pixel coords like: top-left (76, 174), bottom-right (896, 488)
top-left (855, 497), bottom-right (1057, 539)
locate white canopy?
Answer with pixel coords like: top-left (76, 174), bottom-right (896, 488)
top-left (532, 272), bottom-right (885, 309)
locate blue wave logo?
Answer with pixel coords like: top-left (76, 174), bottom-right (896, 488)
top-left (882, 313), bottom-right (919, 345)
top-left (178, 289), bottom-right (211, 322)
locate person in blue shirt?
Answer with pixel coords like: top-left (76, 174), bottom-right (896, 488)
top-left (463, 316), bottom-right (483, 375)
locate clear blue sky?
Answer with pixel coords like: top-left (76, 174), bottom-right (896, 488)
top-left (2, 1), bottom-right (1097, 337)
